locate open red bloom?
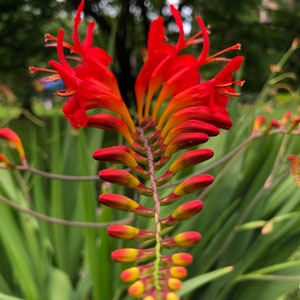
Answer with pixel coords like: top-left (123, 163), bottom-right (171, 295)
top-left (30, 0), bottom-right (243, 136)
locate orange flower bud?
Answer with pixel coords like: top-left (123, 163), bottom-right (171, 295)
top-left (0, 128), bottom-right (26, 164)
top-left (93, 145), bottom-right (138, 168)
top-left (162, 231), bottom-right (201, 248)
top-left (252, 115), bottom-right (266, 136)
top-left (112, 248), bottom-right (155, 263)
top-left (156, 149), bottom-right (213, 185)
top-left (170, 266), bottom-right (187, 279)
top-left (108, 225), bottom-right (140, 239)
top-left (169, 149), bottom-right (214, 174)
top-left (99, 194), bottom-right (154, 217)
top-left (158, 278), bottom-right (182, 291)
top-left (164, 132), bottom-right (209, 157)
top-left (165, 292), bottom-right (180, 300)
top-left (163, 120), bottom-right (220, 145)
top-left (99, 169), bottom-right (152, 195)
top-left (168, 200), bottom-right (204, 225)
top-left (128, 280), bottom-right (145, 297)
top-left (121, 264), bottom-right (154, 283)
top-left (172, 174), bottom-right (214, 196)
top-left (161, 175), bottom-right (213, 205)
top-left (121, 267), bottom-right (140, 283)
top-left (99, 169), bottom-right (140, 188)
top-left (0, 154), bottom-right (11, 166)
top-left (159, 106), bottom-right (233, 135)
top-left (161, 200), bottom-right (204, 226)
top-left (167, 278), bottom-right (182, 291)
top-left (112, 248), bottom-right (139, 263)
top-left (87, 113), bottom-right (134, 144)
top-left (108, 224), bottom-right (155, 240)
top-left (143, 296), bottom-right (155, 300)
top-left (162, 252), bottom-right (193, 266)
top-left (159, 266), bottom-right (187, 279)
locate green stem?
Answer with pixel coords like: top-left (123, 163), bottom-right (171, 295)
top-left (137, 126), bottom-right (162, 298)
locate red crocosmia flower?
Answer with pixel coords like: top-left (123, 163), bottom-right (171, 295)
top-left (30, 0), bottom-right (242, 135)
top-left (30, 2), bottom-right (243, 298)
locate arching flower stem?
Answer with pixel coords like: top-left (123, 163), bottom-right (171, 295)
top-left (136, 124), bottom-right (162, 297)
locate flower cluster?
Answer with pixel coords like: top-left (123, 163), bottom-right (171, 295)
top-left (30, 1), bottom-right (243, 299)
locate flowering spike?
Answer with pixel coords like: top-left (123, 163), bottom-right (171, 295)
top-left (31, 1), bottom-right (243, 298)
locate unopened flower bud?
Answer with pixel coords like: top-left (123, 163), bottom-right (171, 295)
top-left (99, 194), bottom-right (154, 217)
top-left (93, 145), bottom-right (138, 169)
top-left (112, 248), bottom-right (155, 263)
top-left (252, 116), bottom-right (266, 136)
top-left (163, 120), bottom-right (220, 145)
top-left (0, 154), bottom-right (11, 166)
top-left (156, 149), bottom-right (213, 185)
top-left (162, 252), bottom-right (193, 266)
top-left (164, 132), bottom-right (209, 157)
top-left (159, 266), bottom-right (187, 279)
top-left (161, 200), bottom-right (204, 226)
top-left (159, 278), bottom-right (182, 291)
top-left (161, 231), bottom-right (201, 248)
top-left (121, 264), bottom-right (154, 283)
top-left (108, 224), bottom-right (155, 240)
top-left (87, 113), bottom-right (134, 145)
top-left (0, 128), bottom-right (26, 165)
top-left (128, 280), bottom-right (145, 297)
top-left (99, 169), bottom-right (152, 195)
top-left (161, 174), bottom-right (213, 205)
top-left (121, 267), bottom-right (140, 282)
